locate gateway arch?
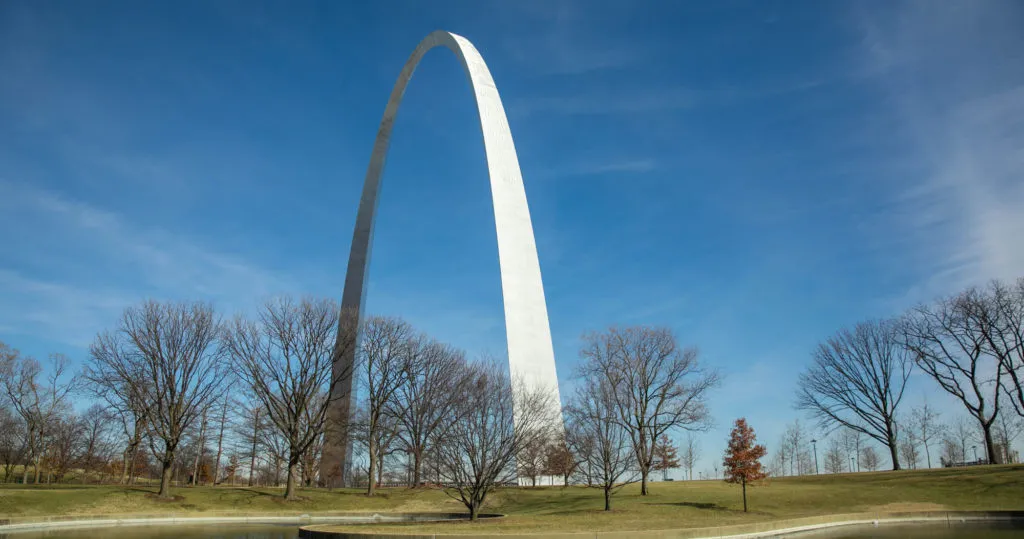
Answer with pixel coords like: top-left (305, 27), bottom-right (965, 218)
top-left (322, 30), bottom-right (562, 486)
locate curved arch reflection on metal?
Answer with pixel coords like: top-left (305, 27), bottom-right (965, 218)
top-left (323, 30), bottom-right (562, 486)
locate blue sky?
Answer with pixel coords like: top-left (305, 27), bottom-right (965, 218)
top-left (2, 1), bottom-right (1023, 476)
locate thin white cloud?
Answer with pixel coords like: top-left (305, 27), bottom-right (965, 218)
top-left (537, 158), bottom-right (658, 179)
top-left (0, 180), bottom-right (300, 346)
top-left (510, 88), bottom-right (696, 117)
top-left (858, 1), bottom-right (1024, 305)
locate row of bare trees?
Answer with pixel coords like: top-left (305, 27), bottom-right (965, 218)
top-left (0, 299), bottom-right (561, 520)
top-left (771, 404), bottom-right (1021, 478)
top-left (2, 298), bottom-right (722, 517)
top-left (796, 278), bottom-right (1024, 470)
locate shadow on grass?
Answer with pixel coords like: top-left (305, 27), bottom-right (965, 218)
top-left (650, 501), bottom-right (724, 510)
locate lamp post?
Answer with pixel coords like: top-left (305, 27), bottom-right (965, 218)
top-left (811, 439), bottom-right (819, 474)
top-left (850, 456), bottom-right (855, 473)
top-left (972, 445), bottom-right (979, 462)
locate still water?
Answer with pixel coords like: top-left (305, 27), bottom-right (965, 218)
top-left (3, 521), bottom-right (1023, 538)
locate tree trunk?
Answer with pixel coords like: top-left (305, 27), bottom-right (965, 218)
top-left (213, 397), bottom-right (228, 485)
top-left (192, 411), bottom-right (207, 486)
top-left (923, 440), bottom-right (932, 468)
top-left (376, 452), bottom-right (385, 487)
top-left (159, 453), bottom-right (174, 498)
top-left (470, 502), bottom-right (479, 521)
top-left (128, 443), bottom-right (139, 484)
top-left (285, 459), bottom-right (299, 500)
top-left (604, 488), bottom-right (612, 511)
top-left (742, 476), bottom-right (747, 513)
top-left (120, 447), bottom-right (131, 485)
top-left (640, 469), bottom-right (649, 495)
top-left (885, 422), bottom-right (901, 471)
top-left (367, 439), bottom-right (377, 496)
top-left (248, 408), bottom-right (260, 487)
top-left (887, 440), bottom-right (901, 471)
top-left (412, 449), bottom-right (422, 487)
top-left (981, 423), bottom-right (996, 463)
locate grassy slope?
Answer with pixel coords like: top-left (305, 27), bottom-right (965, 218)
top-left (1, 466), bottom-right (1022, 534)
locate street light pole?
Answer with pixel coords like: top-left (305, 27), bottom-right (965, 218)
top-left (811, 439), bottom-right (819, 474)
top-left (973, 445), bottom-right (979, 462)
top-left (850, 456), bottom-right (855, 473)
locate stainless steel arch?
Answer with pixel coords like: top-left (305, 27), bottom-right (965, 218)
top-left (322, 30), bottom-right (562, 486)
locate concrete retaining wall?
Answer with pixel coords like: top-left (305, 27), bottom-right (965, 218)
top-left (297, 511), bottom-right (1024, 539)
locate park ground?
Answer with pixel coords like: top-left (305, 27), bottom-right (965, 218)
top-left (1, 466), bottom-right (1022, 534)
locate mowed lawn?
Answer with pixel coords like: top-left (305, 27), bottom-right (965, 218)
top-left (1, 465), bottom-right (1022, 534)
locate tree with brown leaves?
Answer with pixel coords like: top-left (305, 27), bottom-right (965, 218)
top-left (723, 418), bottom-right (767, 513)
top-left (652, 435), bottom-right (681, 481)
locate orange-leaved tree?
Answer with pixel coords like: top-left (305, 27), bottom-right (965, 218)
top-left (723, 418), bottom-right (767, 512)
top-left (652, 434), bottom-right (681, 481)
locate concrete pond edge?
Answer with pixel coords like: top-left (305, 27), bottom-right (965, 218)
top-left (296, 511), bottom-right (1024, 539)
top-left (0, 512), bottom-right (503, 534)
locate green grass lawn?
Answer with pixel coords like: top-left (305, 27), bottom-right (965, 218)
top-left (1, 465), bottom-right (1022, 534)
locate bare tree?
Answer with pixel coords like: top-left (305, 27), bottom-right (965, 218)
top-left (782, 420), bottom-right (808, 476)
top-left (679, 433), bottom-right (700, 481)
top-left (903, 287), bottom-right (1006, 462)
top-left (0, 344), bottom-right (78, 484)
top-left (908, 401), bottom-right (944, 468)
top-left (433, 361), bottom-right (553, 520)
top-left (224, 297), bottom-right (357, 500)
top-left (565, 376), bottom-right (637, 511)
top-left (0, 405), bottom-right (26, 483)
top-left (859, 445), bottom-right (880, 471)
top-left (987, 279), bottom-right (1024, 417)
top-left (944, 415), bottom-right (977, 465)
top-left (356, 316), bottom-right (416, 495)
top-left (83, 355), bottom-right (149, 485)
top-left (838, 427), bottom-right (863, 472)
top-left (79, 404), bottom-right (115, 483)
top-left (46, 412), bottom-right (84, 482)
top-left (898, 436), bottom-right (919, 469)
top-left (210, 393), bottom-right (232, 485)
top-left (993, 412), bottom-right (1023, 464)
top-left (388, 337), bottom-right (468, 487)
top-left (796, 319), bottom-right (912, 470)
top-left (823, 437), bottom-right (845, 474)
top-left (515, 432), bottom-right (548, 487)
top-left (88, 301), bottom-right (226, 498)
top-left (941, 438), bottom-right (963, 465)
top-left (190, 409), bottom-right (209, 486)
top-left (579, 326), bottom-right (719, 495)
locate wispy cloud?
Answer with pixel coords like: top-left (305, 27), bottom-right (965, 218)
top-left (497, 0), bottom-right (642, 77)
top-left (509, 88), bottom-right (695, 117)
top-left (856, 1), bottom-right (1024, 305)
top-left (537, 158), bottom-right (658, 179)
top-left (0, 180), bottom-right (299, 346)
